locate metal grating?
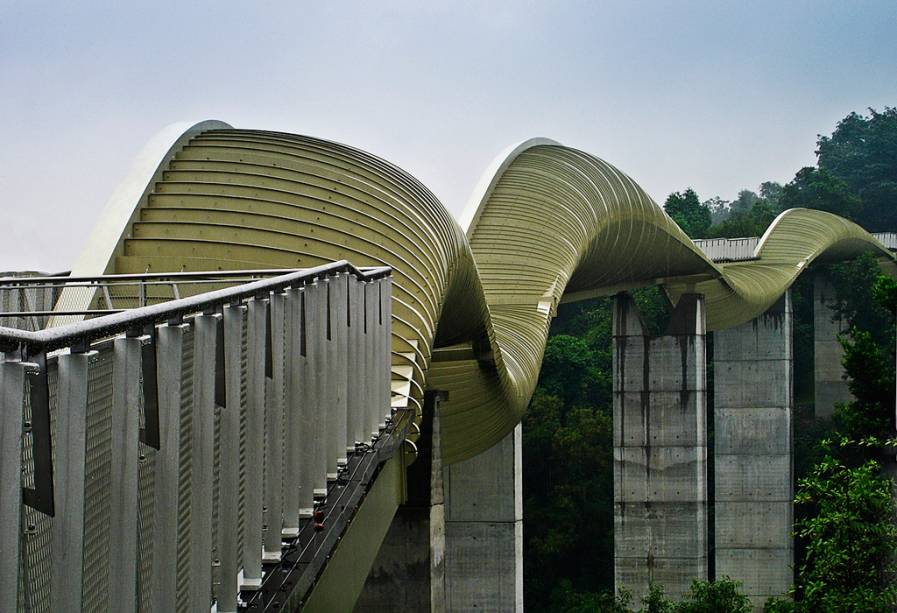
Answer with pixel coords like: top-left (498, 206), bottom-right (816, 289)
top-left (175, 327), bottom-right (195, 613)
top-left (18, 365), bottom-right (57, 613)
top-left (136, 347), bottom-right (155, 613)
top-left (238, 309), bottom-right (248, 574)
top-left (82, 349), bottom-right (114, 613)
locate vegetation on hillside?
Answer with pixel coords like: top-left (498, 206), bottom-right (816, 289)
top-left (523, 107), bottom-right (897, 611)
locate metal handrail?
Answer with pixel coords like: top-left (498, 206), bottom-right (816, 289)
top-left (0, 268), bottom-right (308, 285)
top-left (0, 261), bottom-right (391, 355)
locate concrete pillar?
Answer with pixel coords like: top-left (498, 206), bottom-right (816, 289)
top-left (442, 424), bottom-right (523, 612)
top-left (613, 293), bottom-right (708, 601)
top-left (355, 391), bottom-right (446, 612)
top-left (713, 293), bottom-right (793, 607)
top-left (814, 273), bottom-right (851, 418)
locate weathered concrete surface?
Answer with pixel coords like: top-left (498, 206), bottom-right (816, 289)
top-left (443, 424), bottom-right (523, 612)
top-left (713, 293), bottom-right (793, 607)
top-left (355, 392), bottom-right (446, 612)
top-left (613, 293), bottom-right (708, 601)
top-left (813, 274), bottom-right (851, 418)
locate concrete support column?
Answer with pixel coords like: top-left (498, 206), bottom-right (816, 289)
top-left (442, 424), bottom-right (524, 613)
top-left (355, 391), bottom-right (446, 612)
top-left (613, 293), bottom-right (708, 601)
top-left (814, 273), bottom-right (851, 418)
top-left (713, 293), bottom-right (793, 607)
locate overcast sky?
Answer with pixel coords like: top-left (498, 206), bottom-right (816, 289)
top-left (2, 0), bottom-right (896, 271)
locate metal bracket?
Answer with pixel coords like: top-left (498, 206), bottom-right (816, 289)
top-left (139, 325), bottom-right (161, 449)
top-left (22, 351), bottom-right (54, 516)
top-left (264, 299), bottom-right (273, 379)
top-left (215, 314), bottom-right (226, 407)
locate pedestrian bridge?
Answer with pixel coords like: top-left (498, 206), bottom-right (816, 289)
top-left (1, 120), bottom-right (894, 611)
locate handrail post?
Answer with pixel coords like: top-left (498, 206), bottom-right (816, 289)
top-left (51, 349), bottom-right (91, 610)
top-left (190, 314), bottom-right (217, 612)
top-left (0, 360), bottom-right (26, 613)
top-left (109, 335), bottom-right (141, 612)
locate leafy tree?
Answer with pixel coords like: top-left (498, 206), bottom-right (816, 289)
top-left (703, 196), bottom-right (731, 224)
top-left (759, 181), bottom-right (784, 209)
top-left (664, 188), bottom-right (712, 238)
top-left (706, 198), bottom-right (775, 238)
top-left (817, 107), bottom-right (897, 231)
top-left (730, 189), bottom-right (760, 214)
top-left (673, 577), bottom-right (752, 613)
top-left (793, 446), bottom-right (897, 612)
top-left (523, 391), bottom-right (615, 608)
top-left (777, 167), bottom-right (862, 220)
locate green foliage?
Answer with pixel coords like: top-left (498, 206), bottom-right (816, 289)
top-left (523, 390), bottom-right (615, 607)
top-left (703, 183), bottom-right (782, 239)
top-left (664, 188), bottom-right (712, 238)
top-left (672, 577), bottom-right (752, 613)
top-left (835, 330), bottom-right (894, 437)
top-left (817, 107), bottom-right (897, 231)
top-left (540, 334), bottom-right (609, 407)
top-left (762, 596), bottom-right (796, 613)
top-left (826, 255), bottom-right (896, 438)
top-left (706, 198), bottom-right (776, 238)
top-left (639, 583), bottom-right (673, 613)
top-left (549, 580), bottom-right (631, 613)
top-left (827, 253), bottom-right (893, 346)
top-left (778, 167), bottom-right (861, 220)
top-left (794, 448), bottom-right (897, 612)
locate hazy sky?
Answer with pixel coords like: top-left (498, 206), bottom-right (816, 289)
top-left (2, 1), bottom-right (896, 271)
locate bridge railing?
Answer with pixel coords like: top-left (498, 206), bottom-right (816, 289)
top-left (0, 261), bottom-right (394, 613)
top-left (0, 269), bottom-right (302, 330)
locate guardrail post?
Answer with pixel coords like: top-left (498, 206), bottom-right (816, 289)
top-left (151, 322), bottom-right (185, 611)
top-left (284, 287), bottom-right (303, 534)
top-left (347, 275), bottom-right (364, 449)
top-left (241, 298), bottom-right (266, 589)
top-left (0, 360), bottom-right (25, 613)
top-left (307, 280), bottom-right (328, 498)
top-left (345, 275), bottom-right (363, 454)
top-left (263, 293), bottom-right (286, 561)
top-left (297, 284), bottom-right (316, 515)
top-left (322, 277), bottom-right (338, 482)
top-left (51, 350), bottom-right (91, 610)
top-left (365, 281), bottom-right (378, 440)
top-left (109, 335), bottom-right (141, 612)
top-left (380, 277), bottom-right (392, 428)
top-left (217, 304), bottom-right (243, 611)
top-left (191, 314), bottom-right (217, 611)
top-left (331, 273), bottom-right (349, 472)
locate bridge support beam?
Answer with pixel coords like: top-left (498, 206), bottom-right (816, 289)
top-left (613, 292), bottom-right (708, 601)
top-left (713, 292), bottom-right (793, 606)
top-left (442, 424), bottom-right (524, 612)
top-left (355, 391), bottom-right (446, 612)
top-left (813, 273), bottom-right (851, 418)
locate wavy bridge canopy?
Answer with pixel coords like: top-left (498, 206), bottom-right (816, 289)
top-left (70, 121), bottom-right (895, 464)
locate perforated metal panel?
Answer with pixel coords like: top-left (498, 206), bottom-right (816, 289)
top-left (175, 326), bottom-right (195, 612)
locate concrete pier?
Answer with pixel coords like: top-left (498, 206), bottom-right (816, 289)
top-left (813, 273), bottom-right (851, 418)
top-left (613, 293), bottom-right (708, 601)
top-left (442, 424), bottom-right (523, 612)
top-left (713, 293), bottom-right (793, 606)
top-left (355, 391), bottom-right (446, 612)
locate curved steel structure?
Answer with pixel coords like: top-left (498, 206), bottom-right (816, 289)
top-left (73, 121), bottom-right (895, 464)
